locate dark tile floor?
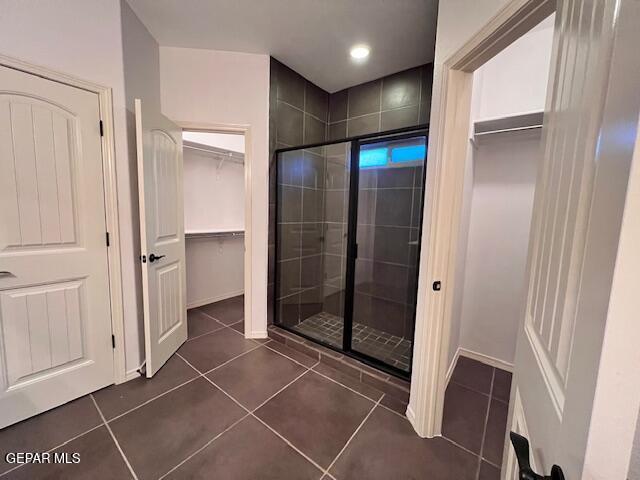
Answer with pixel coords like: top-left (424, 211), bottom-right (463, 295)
top-left (0, 297), bottom-right (511, 480)
top-left (293, 311), bottom-right (413, 370)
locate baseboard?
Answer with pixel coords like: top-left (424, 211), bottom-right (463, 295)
top-left (187, 290), bottom-right (244, 309)
top-left (459, 348), bottom-right (514, 372)
top-left (246, 330), bottom-right (268, 339)
top-left (445, 347), bottom-right (514, 388)
top-left (122, 360), bottom-right (146, 383)
top-left (406, 405), bottom-right (418, 433)
top-left (445, 347), bottom-right (462, 386)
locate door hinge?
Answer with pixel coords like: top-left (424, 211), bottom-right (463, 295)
top-left (140, 254), bottom-right (147, 263)
top-left (432, 280), bottom-right (442, 291)
top-left (99, 120), bottom-right (104, 137)
top-left (111, 334), bottom-right (116, 349)
top-left (106, 231), bottom-right (110, 247)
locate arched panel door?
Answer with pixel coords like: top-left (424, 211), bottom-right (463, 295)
top-left (135, 99), bottom-right (187, 377)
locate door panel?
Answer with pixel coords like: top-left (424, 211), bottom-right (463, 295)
top-left (350, 135), bottom-right (426, 374)
top-left (507, 0), bottom-right (640, 477)
top-left (135, 99), bottom-right (187, 377)
top-left (0, 65), bottom-right (113, 428)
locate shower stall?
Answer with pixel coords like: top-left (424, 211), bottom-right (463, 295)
top-left (274, 128), bottom-right (427, 378)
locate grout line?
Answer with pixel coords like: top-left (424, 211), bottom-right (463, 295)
top-left (325, 396), bottom-right (382, 475)
top-left (200, 370), bottom-right (328, 476)
top-left (184, 323), bottom-right (227, 343)
top-left (90, 395), bottom-right (139, 480)
top-left (0, 423), bottom-right (105, 478)
top-left (252, 413), bottom-right (328, 476)
top-left (476, 368), bottom-right (495, 480)
top-left (251, 369), bottom-right (313, 412)
top-left (377, 395), bottom-right (410, 420)
top-left (311, 366), bottom-right (384, 404)
top-left (107, 374), bottom-right (201, 423)
top-left (157, 412), bottom-right (251, 480)
top-left (262, 340), bottom-right (320, 369)
top-left (199, 343), bottom-right (264, 375)
top-left (441, 435), bottom-right (485, 461)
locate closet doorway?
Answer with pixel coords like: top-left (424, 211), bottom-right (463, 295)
top-left (182, 130), bottom-right (247, 337)
top-left (274, 128), bottom-right (427, 379)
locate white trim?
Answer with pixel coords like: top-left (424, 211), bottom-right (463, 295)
top-left (459, 348), bottom-right (514, 373)
top-left (246, 330), bottom-right (268, 340)
top-left (444, 347), bottom-right (514, 389)
top-left (524, 321), bottom-right (563, 417)
top-left (175, 121), bottom-right (254, 340)
top-left (444, 348), bottom-right (461, 387)
top-left (186, 289), bottom-right (244, 310)
top-left (408, 0), bottom-right (555, 438)
top-left (504, 388), bottom-right (537, 479)
top-left (0, 53), bottom-right (127, 385)
top-left (124, 366), bottom-right (144, 382)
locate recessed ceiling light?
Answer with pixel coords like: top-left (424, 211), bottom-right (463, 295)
top-left (350, 45), bottom-right (370, 60)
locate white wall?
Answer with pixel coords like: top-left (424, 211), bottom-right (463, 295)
top-left (183, 137), bottom-right (245, 307)
top-left (183, 131), bottom-right (245, 153)
top-left (186, 238), bottom-right (244, 308)
top-left (457, 131), bottom-right (539, 365)
top-left (160, 47), bottom-right (270, 336)
top-left (0, 0), bottom-right (152, 374)
top-left (472, 15), bottom-right (555, 121)
top-left (183, 148), bottom-right (245, 232)
top-left (446, 14), bottom-right (554, 369)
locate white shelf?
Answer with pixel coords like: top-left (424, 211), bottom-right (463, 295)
top-left (185, 228), bottom-right (244, 239)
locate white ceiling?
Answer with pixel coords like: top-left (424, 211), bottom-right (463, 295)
top-left (126, 0), bottom-right (438, 93)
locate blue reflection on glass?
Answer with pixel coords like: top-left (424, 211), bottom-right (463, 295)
top-left (391, 144), bottom-right (426, 164)
top-left (359, 147), bottom-right (388, 168)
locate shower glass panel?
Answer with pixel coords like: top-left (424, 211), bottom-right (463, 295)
top-left (275, 142), bottom-right (352, 349)
top-left (275, 129), bottom-right (426, 377)
top-left (350, 135), bottom-right (426, 372)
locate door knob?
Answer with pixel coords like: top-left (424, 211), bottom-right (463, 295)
top-left (148, 253), bottom-right (166, 263)
top-left (510, 432), bottom-right (565, 480)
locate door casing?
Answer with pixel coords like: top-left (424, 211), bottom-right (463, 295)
top-left (410, 0), bottom-right (640, 478)
top-left (0, 53), bottom-right (126, 384)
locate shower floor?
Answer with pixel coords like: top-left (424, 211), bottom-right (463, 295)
top-left (291, 312), bottom-right (412, 371)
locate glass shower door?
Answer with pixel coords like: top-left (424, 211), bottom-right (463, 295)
top-left (275, 141), bottom-right (352, 349)
top-left (347, 134), bottom-right (426, 373)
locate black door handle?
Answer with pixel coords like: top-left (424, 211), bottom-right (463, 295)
top-left (148, 253), bottom-right (166, 263)
top-left (510, 432), bottom-right (565, 480)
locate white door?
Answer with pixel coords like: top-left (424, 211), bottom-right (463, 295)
top-left (135, 99), bottom-right (187, 378)
top-left (504, 1), bottom-right (640, 478)
top-left (0, 65), bottom-right (113, 428)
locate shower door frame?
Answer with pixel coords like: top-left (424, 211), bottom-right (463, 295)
top-left (274, 125), bottom-right (428, 379)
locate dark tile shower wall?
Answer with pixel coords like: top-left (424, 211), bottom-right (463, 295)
top-left (269, 58), bottom-right (330, 325)
top-left (269, 58), bottom-right (434, 332)
top-left (328, 64), bottom-right (433, 140)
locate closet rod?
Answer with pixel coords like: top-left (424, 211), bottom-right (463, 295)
top-left (183, 144), bottom-right (245, 164)
top-left (474, 124), bottom-right (543, 138)
top-left (185, 231), bottom-right (245, 239)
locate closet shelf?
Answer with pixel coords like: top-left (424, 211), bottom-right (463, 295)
top-left (183, 140), bottom-right (244, 165)
top-left (472, 111), bottom-right (543, 142)
top-left (185, 229), bottom-right (245, 239)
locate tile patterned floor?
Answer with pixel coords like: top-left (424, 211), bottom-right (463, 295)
top-left (0, 297), bottom-right (511, 480)
top-left (292, 312), bottom-right (413, 371)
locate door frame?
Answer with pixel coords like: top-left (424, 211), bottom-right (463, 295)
top-left (0, 53), bottom-right (127, 383)
top-left (176, 121), bottom-right (255, 338)
top-left (407, 0), bottom-right (555, 437)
